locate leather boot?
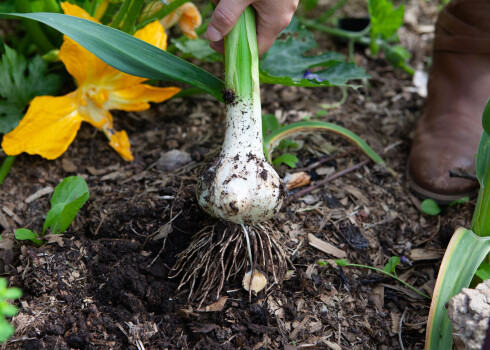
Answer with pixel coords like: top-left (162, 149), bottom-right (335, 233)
top-left (408, 0), bottom-right (490, 204)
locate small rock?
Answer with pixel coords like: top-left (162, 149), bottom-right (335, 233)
top-left (156, 150), bottom-right (192, 172)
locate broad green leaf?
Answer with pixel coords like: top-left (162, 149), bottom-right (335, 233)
top-left (14, 228), bottom-right (38, 241)
top-left (0, 12), bottom-right (225, 101)
top-left (173, 38), bottom-right (222, 62)
top-left (420, 199), bottom-right (441, 216)
top-left (44, 192), bottom-right (89, 235)
top-left (426, 228), bottom-right (490, 349)
top-left (43, 176), bottom-right (90, 235)
top-left (477, 107), bottom-right (490, 186)
top-left (50, 176), bottom-right (89, 207)
top-left (264, 121), bottom-right (387, 169)
top-left (0, 44), bottom-right (61, 134)
top-left (383, 256), bottom-right (400, 275)
top-left (260, 17), bottom-right (369, 88)
top-left (260, 63), bottom-right (370, 88)
top-left (272, 153), bottom-right (299, 168)
top-left (368, 0), bottom-right (404, 55)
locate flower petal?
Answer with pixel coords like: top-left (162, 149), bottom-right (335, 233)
top-left (134, 20), bottom-right (168, 51)
top-left (103, 126), bottom-right (134, 161)
top-left (1, 95), bottom-right (81, 160)
top-left (178, 3), bottom-right (202, 39)
top-left (59, 37), bottom-right (114, 87)
top-left (105, 85), bottom-right (180, 111)
top-left (61, 2), bottom-right (99, 23)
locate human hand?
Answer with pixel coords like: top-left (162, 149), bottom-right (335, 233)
top-left (206, 0), bottom-right (299, 56)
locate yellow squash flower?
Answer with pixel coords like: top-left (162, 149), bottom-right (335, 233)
top-left (2, 2), bottom-right (180, 161)
top-left (143, 1), bottom-right (202, 39)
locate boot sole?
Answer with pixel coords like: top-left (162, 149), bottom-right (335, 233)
top-left (406, 164), bottom-right (478, 205)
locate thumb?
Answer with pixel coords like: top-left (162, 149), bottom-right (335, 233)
top-left (207, 0), bottom-right (251, 42)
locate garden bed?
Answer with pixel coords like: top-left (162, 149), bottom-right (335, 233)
top-left (0, 1), bottom-right (476, 349)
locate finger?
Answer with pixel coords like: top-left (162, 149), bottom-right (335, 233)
top-left (209, 39), bottom-right (225, 55)
top-left (254, 1), bottom-right (298, 56)
top-left (206, 0), bottom-right (251, 42)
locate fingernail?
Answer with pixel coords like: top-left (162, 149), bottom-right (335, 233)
top-left (207, 25), bottom-right (222, 42)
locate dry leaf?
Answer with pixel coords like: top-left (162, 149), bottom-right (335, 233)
top-left (308, 233), bottom-right (346, 259)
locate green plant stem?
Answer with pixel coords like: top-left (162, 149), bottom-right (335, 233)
top-left (0, 156), bottom-right (16, 185)
top-left (225, 7), bottom-right (257, 98)
top-left (317, 0), bottom-right (349, 23)
top-left (340, 262), bottom-right (431, 299)
top-left (319, 87), bottom-right (347, 110)
top-left (110, 0), bottom-right (132, 29)
top-left (121, 0), bottom-right (145, 33)
top-left (298, 17), bottom-right (371, 41)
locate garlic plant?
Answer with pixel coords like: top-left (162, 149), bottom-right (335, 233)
top-left (171, 7), bottom-right (287, 303)
top-left (197, 6), bottom-right (284, 225)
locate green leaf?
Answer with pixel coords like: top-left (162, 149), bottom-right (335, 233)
top-left (0, 318), bottom-right (14, 343)
top-left (0, 302), bottom-right (18, 317)
top-left (482, 98), bottom-right (490, 136)
top-left (383, 256), bottom-right (400, 275)
top-left (50, 176), bottom-right (89, 207)
top-left (43, 176), bottom-right (90, 235)
top-left (14, 228), bottom-right (38, 241)
top-left (2, 288), bottom-right (22, 300)
top-left (383, 44), bottom-right (414, 75)
top-left (173, 37), bottom-right (222, 62)
top-left (427, 228), bottom-right (490, 349)
top-left (0, 12), bottom-right (225, 101)
top-left (272, 153), bottom-right (299, 168)
top-left (420, 199), bottom-right (441, 216)
top-left (260, 17), bottom-right (370, 88)
top-left (0, 0), bottom-right (15, 13)
top-left (262, 114), bottom-right (280, 137)
top-left (304, 0), bottom-right (318, 11)
top-left (264, 121), bottom-right (386, 168)
top-left (44, 193), bottom-right (89, 235)
top-left (368, 0), bottom-right (404, 55)
top-left (475, 262), bottom-right (490, 280)
top-left (0, 44), bottom-right (61, 134)
top-left (449, 196), bottom-right (470, 206)
top-left (317, 260), bottom-right (327, 266)
top-left (335, 259), bottom-right (348, 266)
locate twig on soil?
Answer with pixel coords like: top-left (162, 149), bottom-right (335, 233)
top-left (398, 308), bottom-right (408, 350)
top-left (286, 159), bottom-right (371, 204)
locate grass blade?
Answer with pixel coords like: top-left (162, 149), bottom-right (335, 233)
top-left (263, 120), bottom-right (387, 168)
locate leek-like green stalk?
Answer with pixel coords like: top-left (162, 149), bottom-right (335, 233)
top-left (197, 7), bottom-right (284, 224)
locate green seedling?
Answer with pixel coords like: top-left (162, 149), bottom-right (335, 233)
top-left (15, 176), bottom-right (89, 245)
top-left (0, 277), bottom-right (22, 343)
top-left (420, 196), bottom-right (470, 216)
top-left (426, 99), bottom-right (490, 349)
top-left (318, 258), bottom-right (430, 299)
top-left (298, 0), bottom-right (413, 74)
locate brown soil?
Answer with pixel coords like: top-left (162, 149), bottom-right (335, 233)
top-left (0, 1), bottom-right (477, 349)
